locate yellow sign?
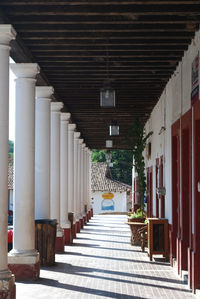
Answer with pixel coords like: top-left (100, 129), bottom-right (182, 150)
top-left (102, 192), bottom-right (114, 199)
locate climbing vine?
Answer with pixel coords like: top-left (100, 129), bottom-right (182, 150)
top-left (127, 119), bottom-right (153, 210)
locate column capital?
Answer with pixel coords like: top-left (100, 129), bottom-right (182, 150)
top-left (51, 102), bottom-right (63, 112)
top-left (61, 112), bottom-right (71, 122)
top-left (85, 147), bottom-right (89, 152)
top-left (10, 63), bottom-right (40, 79)
top-left (82, 143), bottom-right (86, 149)
top-left (68, 123), bottom-right (76, 131)
top-left (74, 132), bottom-right (81, 139)
top-left (79, 139), bottom-right (84, 145)
top-left (0, 24), bottom-right (16, 45)
top-left (36, 86), bottom-right (54, 99)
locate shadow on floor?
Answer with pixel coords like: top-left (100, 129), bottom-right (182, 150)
top-left (21, 277), bottom-right (148, 299)
top-left (64, 251), bottom-right (170, 266)
top-left (42, 262), bottom-right (187, 287)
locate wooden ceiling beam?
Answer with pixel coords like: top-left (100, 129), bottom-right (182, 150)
top-left (2, 1), bottom-right (200, 5)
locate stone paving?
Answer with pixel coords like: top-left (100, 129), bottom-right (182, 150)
top-left (16, 215), bottom-right (195, 298)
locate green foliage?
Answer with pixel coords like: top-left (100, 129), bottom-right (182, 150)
top-left (91, 149), bottom-right (133, 185)
top-left (8, 140), bottom-right (14, 164)
top-left (91, 150), bottom-right (106, 162)
top-left (9, 140), bottom-right (14, 153)
top-left (127, 119), bottom-right (153, 210)
top-left (129, 208), bottom-right (146, 219)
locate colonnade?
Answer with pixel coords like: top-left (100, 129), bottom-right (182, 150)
top-left (0, 24), bottom-right (92, 298)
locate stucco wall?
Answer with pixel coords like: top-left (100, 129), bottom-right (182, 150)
top-left (135, 29), bottom-right (200, 224)
top-left (91, 191), bottom-right (127, 214)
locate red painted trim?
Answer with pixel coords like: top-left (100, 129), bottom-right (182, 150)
top-left (179, 109), bottom-right (192, 272)
top-left (160, 156), bottom-right (165, 218)
top-left (147, 167), bottom-right (153, 218)
top-left (155, 158), bottom-right (159, 218)
top-left (55, 235), bottom-right (65, 253)
top-left (171, 119), bottom-right (180, 262)
top-left (83, 216), bottom-right (87, 224)
top-left (64, 228), bottom-right (71, 245)
top-left (192, 100), bottom-right (200, 291)
top-left (80, 218), bottom-right (84, 229)
top-left (8, 261), bottom-right (40, 281)
top-left (72, 223), bottom-right (77, 238)
top-left (76, 221), bottom-right (81, 233)
top-left (0, 284), bottom-right (16, 299)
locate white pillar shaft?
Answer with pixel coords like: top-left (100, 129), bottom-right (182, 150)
top-left (74, 132), bottom-right (80, 220)
top-left (68, 124), bottom-right (76, 214)
top-left (74, 140), bottom-right (78, 219)
top-left (81, 145), bottom-right (86, 215)
top-left (77, 140), bottom-right (83, 217)
top-left (86, 150), bottom-right (89, 210)
top-left (84, 149), bottom-right (88, 211)
top-left (13, 63), bottom-right (40, 252)
top-left (88, 151), bottom-right (92, 210)
top-left (35, 87), bottom-right (53, 219)
top-left (50, 102), bottom-right (63, 224)
top-left (60, 113), bottom-right (70, 228)
top-left (0, 26), bottom-right (15, 271)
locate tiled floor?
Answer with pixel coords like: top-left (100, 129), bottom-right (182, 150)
top-left (16, 215), bottom-right (195, 298)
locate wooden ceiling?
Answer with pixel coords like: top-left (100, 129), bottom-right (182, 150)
top-left (0, 1), bottom-right (199, 149)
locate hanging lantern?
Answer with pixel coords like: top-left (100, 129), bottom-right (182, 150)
top-left (100, 88), bottom-right (115, 107)
top-left (109, 124), bottom-right (119, 136)
top-left (106, 140), bottom-right (113, 148)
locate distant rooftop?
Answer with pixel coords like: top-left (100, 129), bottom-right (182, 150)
top-left (91, 162), bottom-right (131, 193)
top-left (8, 164), bottom-right (14, 190)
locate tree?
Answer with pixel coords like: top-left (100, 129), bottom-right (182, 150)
top-left (126, 118), bottom-right (153, 209)
top-left (8, 140), bottom-right (14, 164)
top-left (91, 149), bottom-right (133, 185)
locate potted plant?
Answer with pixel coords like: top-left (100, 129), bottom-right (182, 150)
top-left (128, 208), bottom-right (146, 223)
top-left (126, 119), bottom-right (152, 245)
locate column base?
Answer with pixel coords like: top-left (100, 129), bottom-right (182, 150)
top-left (64, 228), bottom-right (71, 245)
top-left (55, 229), bottom-right (65, 253)
top-left (80, 218), bottom-right (84, 229)
top-left (0, 272), bottom-right (16, 299)
top-left (76, 221), bottom-right (81, 233)
top-left (72, 223), bottom-right (77, 239)
top-left (86, 212), bottom-right (89, 222)
top-left (83, 216), bottom-right (87, 225)
top-left (8, 251), bottom-right (40, 281)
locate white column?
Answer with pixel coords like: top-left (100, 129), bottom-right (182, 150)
top-left (0, 25), bottom-right (16, 292)
top-left (60, 112), bottom-right (71, 228)
top-left (81, 143), bottom-right (86, 216)
top-left (68, 124), bottom-right (76, 217)
top-left (78, 139), bottom-right (83, 219)
top-left (10, 63), bottom-right (40, 257)
top-left (74, 132), bottom-right (80, 221)
top-left (35, 86), bottom-right (54, 219)
top-left (84, 147), bottom-right (89, 213)
top-left (50, 102), bottom-right (63, 229)
top-left (88, 150), bottom-right (92, 212)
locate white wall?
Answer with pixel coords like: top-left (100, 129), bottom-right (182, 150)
top-left (133, 29), bottom-right (200, 224)
top-left (91, 191), bottom-right (127, 214)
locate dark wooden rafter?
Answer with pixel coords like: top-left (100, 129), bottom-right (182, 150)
top-left (0, 1), bottom-right (199, 149)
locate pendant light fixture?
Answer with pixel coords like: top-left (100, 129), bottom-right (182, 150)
top-left (100, 45), bottom-right (115, 107)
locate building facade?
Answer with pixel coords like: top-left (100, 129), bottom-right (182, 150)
top-left (132, 29), bottom-right (200, 292)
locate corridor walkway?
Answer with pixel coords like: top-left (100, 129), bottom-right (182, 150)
top-left (16, 215), bottom-right (194, 298)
